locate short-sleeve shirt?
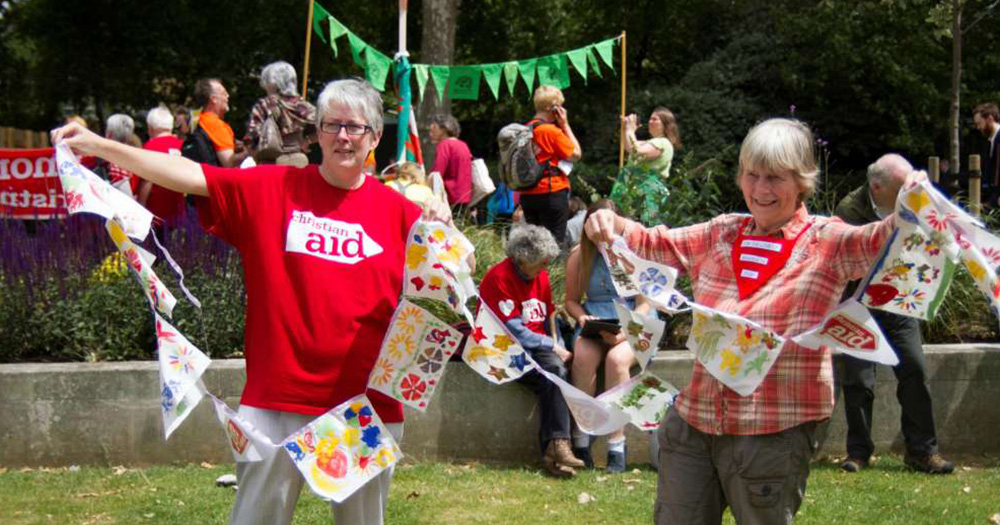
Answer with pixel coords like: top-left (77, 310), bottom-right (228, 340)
top-left (142, 135), bottom-right (186, 223)
top-left (432, 138), bottom-right (473, 204)
top-left (198, 111), bottom-right (235, 152)
top-left (521, 122), bottom-right (575, 195)
top-left (629, 136), bottom-right (674, 179)
top-left (200, 164), bottom-right (422, 422)
top-left (479, 258), bottom-right (554, 336)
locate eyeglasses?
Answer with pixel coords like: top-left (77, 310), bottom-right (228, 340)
top-left (320, 121), bottom-right (372, 136)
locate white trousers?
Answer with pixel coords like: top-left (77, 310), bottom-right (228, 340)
top-left (228, 405), bottom-right (403, 525)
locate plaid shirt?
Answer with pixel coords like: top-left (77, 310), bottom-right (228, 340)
top-left (624, 206), bottom-right (893, 435)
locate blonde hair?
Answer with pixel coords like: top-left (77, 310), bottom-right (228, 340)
top-left (737, 118), bottom-right (818, 198)
top-left (395, 162), bottom-right (426, 185)
top-left (533, 85), bottom-right (565, 113)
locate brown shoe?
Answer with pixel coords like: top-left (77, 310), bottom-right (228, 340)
top-left (545, 438), bottom-right (586, 469)
top-left (542, 456), bottom-right (576, 478)
top-left (840, 457), bottom-right (868, 473)
top-left (904, 452), bottom-right (954, 474)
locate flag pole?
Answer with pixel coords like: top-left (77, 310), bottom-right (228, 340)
top-left (618, 31), bottom-right (627, 169)
top-left (301, 0), bottom-right (316, 98)
top-left (396, 0), bottom-right (410, 164)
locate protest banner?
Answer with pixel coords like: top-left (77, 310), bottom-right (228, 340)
top-left (0, 148), bottom-right (66, 219)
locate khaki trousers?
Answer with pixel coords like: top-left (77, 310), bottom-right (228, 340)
top-left (654, 408), bottom-right (818, 525)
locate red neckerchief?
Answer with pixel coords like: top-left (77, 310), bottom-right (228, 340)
top-left (732, 216), bottom-right (813, 300)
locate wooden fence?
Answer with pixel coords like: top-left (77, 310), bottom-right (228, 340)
top-left (0, 127), bottom-right (51, 149)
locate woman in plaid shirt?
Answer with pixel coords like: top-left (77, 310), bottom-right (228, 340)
top-left (586, 118), bottom-right (919, 524)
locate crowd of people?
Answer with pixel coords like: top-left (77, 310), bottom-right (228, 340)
top-left (52, 64), bottom-right (985, 524)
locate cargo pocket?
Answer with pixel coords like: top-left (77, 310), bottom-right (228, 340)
top-left (746, 478), bottom-right (783, 508)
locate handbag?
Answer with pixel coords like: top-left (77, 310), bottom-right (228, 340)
top-left (469, 158), bottom-right (496, 206)
top-left (255, 115), bottom-right (284, 162)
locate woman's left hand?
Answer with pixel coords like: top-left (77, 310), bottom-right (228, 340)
top-left (600, 330), bottom-right (626, 346)
top-left (422, 197), bottom-right (453, 226)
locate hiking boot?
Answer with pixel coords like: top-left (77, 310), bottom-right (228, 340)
top-left (904, 452), bottom-right (954, 474)
top-left (605, 449), bottom-right (627, 474)
top-left (840, 457), bottom-right (868, 473)
top-left (542, 456), bottom-right (575, 478)
top-left (545, 438), bottom-right (586, 469)
top-left (572, 446), bottom-right (595, 469)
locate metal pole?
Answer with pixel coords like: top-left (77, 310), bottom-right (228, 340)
top-left (301, 0), bottom-right (316, 99)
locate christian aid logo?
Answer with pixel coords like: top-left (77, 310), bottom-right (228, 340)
top-left (285, 210), bottom-right (383, 265)
top-left (819, 315), bottom-right (876, 351)
top-left (521, 298), bottom-right (547, 324)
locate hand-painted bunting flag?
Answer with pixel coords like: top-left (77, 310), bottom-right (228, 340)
top-left (599, 373), bottom-right (679, 431)
top-left (403, 221), bottom-right (476, 323)
top-left (369, 299), bottom-right (462, 412)
top-left (792, 299), bottom-right (899, 366)
top-left (107, 219), bottom-right (178, 318)
top-left (155, 313), bottom-right (210, 439)
top-left (210, 394), bottom-right (280, 462)
top-left (282, 394), bottom-right (402, 503)
top-left (528, 353), bottom-right (631, 436)
top-left (601, 237), bottom-right (686, 313)
top-left (462, 304), bottom-right (534, 385)
top-left (614, 302), bottom-right (665, 371)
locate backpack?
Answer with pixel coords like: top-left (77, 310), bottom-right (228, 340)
top-left (487, 181), bottom-right (517, 222)
top-left (181, 127), bottom-right (221, 167)
top-left (497, 120), bottom-right (549, 190)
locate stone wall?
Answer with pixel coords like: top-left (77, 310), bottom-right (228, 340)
top-left (2, 345), bottom-right (999, 468)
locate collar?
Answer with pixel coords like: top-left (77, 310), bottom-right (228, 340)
top-left (743, 205), bottom-right (810, 238)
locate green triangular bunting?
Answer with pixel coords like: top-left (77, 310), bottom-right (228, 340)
top-left (503, 61), bottom-right (519, 97)
top-left (481, 63), bottom-right (503, 100)
top-left (536, 54), bottom-right (570, 89)
top-left (448, 66), bottom-right (481, 100)
top-left (364, 48), bottom-right (392, 91)
top-left (587, 47), bottom-right (603, 78)
top-left (518, 59), bottom-right (537, 95)
top-left (312, 2), bottom-right (331, 44)
top-left (566, 48), bottom-right (589, 82)
top-left (347, 32), bottom-right (367, 68)
top-left (429, 65), bottom-right (451, 104)
top-left (414, 64), bottom-right (430, 101)
top-left (328, 17), bottom-right (348, 57)
top-left (595, 38), bottom-right (615, 70)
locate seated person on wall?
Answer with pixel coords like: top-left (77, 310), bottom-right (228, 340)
top-left (565, 199), bottom-right (650, 473)
top-left (478, 224), bottom-right (585, 478)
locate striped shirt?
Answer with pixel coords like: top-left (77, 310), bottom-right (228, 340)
top-left (623, 205), bottom-right (893, 435)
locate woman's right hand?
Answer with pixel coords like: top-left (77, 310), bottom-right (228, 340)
top-left (50, 122), bottom-right (108, 157)
top-left (584, 209), bottom-right (619, 245)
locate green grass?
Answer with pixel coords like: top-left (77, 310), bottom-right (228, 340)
top-left (1, 457), bottom-right (999, 524)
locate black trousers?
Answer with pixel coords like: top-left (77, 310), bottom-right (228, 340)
top-left (520, 189), bottom-right (570, 245)
top-left (517, 347), bottom-right (572, 455)
top-left (842, 309), bottom-right (939, 459)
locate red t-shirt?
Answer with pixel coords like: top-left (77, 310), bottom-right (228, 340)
top-left (478, 258), bottom-right (553, 336)
top-left (432, 138), bottom-right (473, 204)
top-left (200, 164), bottom-right (422, 422)
top-left (142, 136), bottom-right (187, 224)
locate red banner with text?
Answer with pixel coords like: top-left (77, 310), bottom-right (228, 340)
top-left (0, 148), bottom-right (67, 219)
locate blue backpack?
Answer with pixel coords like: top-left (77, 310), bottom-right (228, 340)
top-left (487, 181), bottom-right (516, 222)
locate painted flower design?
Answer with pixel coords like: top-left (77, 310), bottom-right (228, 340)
top-left (400, 373), bottom-right (427, 401)
top-left (719, 349), bottom-right (743, 376)
top-left (925, 209), bottom-right (955, 232)
top-left (892, 288), bottom-right (926, 311)
top-left (638, 268), bottom-right (668, 296)
top-left (982, 247), bottom-right (1000, 267)
top-left (371, 358), bottom-right (394, 386)
top-left (64, 190), bottom-right (84, 212)
top-left (387, 334), bottom-right (414, 359)
top-left (168, 345), bottom-right (197, 374)
top-left (396, 307), bottom-right (424, 335)
top-left (405, 244), bottom-right (428, 270)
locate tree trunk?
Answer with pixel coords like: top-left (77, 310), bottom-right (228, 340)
top-left (418, 0), bottom-right (460, 169)
top-left (949, 1), bottom-right (962, 175)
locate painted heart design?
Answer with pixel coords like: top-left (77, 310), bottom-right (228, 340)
top-left (499, 299), bottom-right (515, 317)
top-left (410, 276), bottom-right (425, 291)
top-left (358, 414), bottom-right (372, 427)
top-left (864, 284), bottom-right (898, 307)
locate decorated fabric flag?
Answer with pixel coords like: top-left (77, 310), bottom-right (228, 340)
top-left (600, 237), bottom-right (686, 313)
top-left (155, 312), bottom-right (211, 438)
top-left (462, 305), bottom-right (534, 384)
top-left (685, 303), bottom-right (785, 396)
top-left (282, 394), bottom-right (402, 503)
top-left (364, 47), bottom-right (392, 91)
top-left (368, 299), bottom-right (462, 412)
top-left (536, 54), bottom-right (570, 89)
top-left (599, 373), bottom-right (679, 431)
top-left (958, 241), bottom-right (1000, 314)
top-left (448, 66), bottom-right (481, 100)
top-left (107, 219), bottom-right (178, 318)
top-left (55, 143), bottom-right (153, 240)
top-left (792, 299), bottom-right (899, 366)
top-left (210, 395), bottom-right (280, 462)
top-left (614, 302), bottom-right (665, 371)
top-left (528, 354), bottom-right (631, 436)
top-left (403, 221), bottom-right (476, 323)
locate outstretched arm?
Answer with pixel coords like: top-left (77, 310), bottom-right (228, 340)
top-left (52, 122), bottom-right (209, 197)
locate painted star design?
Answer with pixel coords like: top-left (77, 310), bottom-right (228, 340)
top-left (492, 334), bottom-right (515, 351)
top-left (471, 326), bottom-right (488, 344)
top-left (509, 353), bottom-right (528, 371)
top-left (487, 366), bottom-right (510, 381)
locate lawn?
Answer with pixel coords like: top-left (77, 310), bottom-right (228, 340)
top-left (1, 456), bottom-right (999, 524)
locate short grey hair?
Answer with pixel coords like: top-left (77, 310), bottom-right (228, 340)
top-left (867, 153), bottom-right (912, 187)
top-left (260, 61), bottom-right (299, 97)
top-left (146, 105), bottom-right (174, 132)
top-left (738, 118), bottom-right (819, 198)
top-left (506, 224), bottom-right (560, 266)
top-left (316, 78), bottom-right (384, 135)
top-left (106, 114), bottom-right (135, 144)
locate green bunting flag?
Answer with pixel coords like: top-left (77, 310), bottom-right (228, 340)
top-left (503, 61), bottom-right (519, 97)
top-left (414, 64), bottom-right (430, 101)
top-left (448, 66), bottom-right (481, 100)
top-left (536, 54), bottom-right (570, 89)
top-left (364, 48), bottom-right (392, 91)
top-left (566, 48), bottom-right (589, 83)
top-left (481, 63), bottom-right (504, 100)
top-left (595, 38), bottom-right (615, 70)
top-left (328, 17), bottom-right (348, 57)
top-left (312, 2), bottom-right (331, 44)
top-left (518, 59), bottom-right (538, 94)
top-left (429, 65), bottom-right (451, 104)
top-left (347, 32), bottom-right (367, 68)
top-left (587, 47), bottom-right (603, 78)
